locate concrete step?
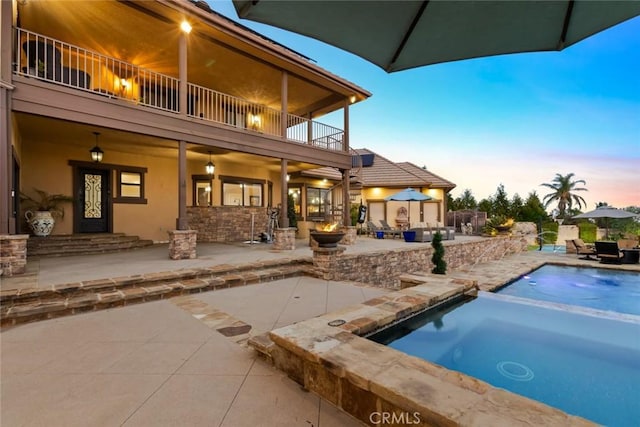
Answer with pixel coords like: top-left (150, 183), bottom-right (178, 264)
top-left (0, 259), bottom-right (313, 328)
top-left (27, 234), bottom-right (155, 257)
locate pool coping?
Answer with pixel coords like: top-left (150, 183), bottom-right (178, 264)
top-left (247, 256), bottom-right (634, 426)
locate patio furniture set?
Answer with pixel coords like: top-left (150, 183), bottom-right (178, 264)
top-left (366, 220), bottom-right (455, 242)
top-left (567, 238), bottom-right (639, 264)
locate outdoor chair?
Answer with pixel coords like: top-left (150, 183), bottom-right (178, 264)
top-left (378, 220), bottom-right (402, 239)
top-left (408, 227), bottom-right (433, 242)
top-left (594, 241), bottom-right (624, 264)
top-left (573, 239), bottom-right (597, 260)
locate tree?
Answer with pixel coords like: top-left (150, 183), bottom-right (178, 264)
top-left (540, 173), bottom-right (588, 219)
top-left (456, 189), bottom-right (478, 210)
top-left (478, 198), bottom-right (493, 216)
top-left (510, 193), bottom-right (524, 219)
top-left (492, 184), bottom-right (510, 218)
top-left (446, 192), bottom-right (457, 211)
top-left (519, 191), bottom-right (548, 222)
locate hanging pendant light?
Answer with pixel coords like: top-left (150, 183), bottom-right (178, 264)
top-left (205, 151), bottom-right (215, 175)
top-left (90, 132), bottom-right (104, 163)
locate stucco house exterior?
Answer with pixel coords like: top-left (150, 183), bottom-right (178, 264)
top-left (294, 148), bottom-right (456, 236)
top-left (0, 0), bottom-right (370, 251)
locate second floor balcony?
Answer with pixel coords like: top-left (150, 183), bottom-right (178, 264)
top-left (12, 7), bottom-right (364, 153)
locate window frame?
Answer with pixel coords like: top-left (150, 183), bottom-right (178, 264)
top-left (219, 175), bottom-right (265, 207)
top-left (306, 186), bottom-right (330, 219)
top-left (192, 174), bottom-right (213, 207)
top-left (113, 166), bottom-right (148, 204)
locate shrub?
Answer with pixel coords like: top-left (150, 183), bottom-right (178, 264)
top-left (431, 232), bottom-right (447, 274)
top-left (578, 222), bottom-right (596, 243)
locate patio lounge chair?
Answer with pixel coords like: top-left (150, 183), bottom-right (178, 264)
top-left (378, 220), bottom-right (402, 239)
top-left (573, 239), bottom-right (597, 260)
top-left (595, 241), bottom-right (624, 264)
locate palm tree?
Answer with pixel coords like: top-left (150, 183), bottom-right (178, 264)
top-left (540, 173), bottom-right (588, 219)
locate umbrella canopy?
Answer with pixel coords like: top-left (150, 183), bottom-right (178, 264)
top-left (385, 188), bottom-right (432, 202)
top-left (573, 206), bottom-right (639, 238)
top-left (232, 1), bottom-right (640, 72)
top-left (573, 206), bottom-right (639, 219)
top-left (385, 188), bottom-right (432, 227)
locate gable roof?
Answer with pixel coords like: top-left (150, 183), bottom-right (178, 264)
top-left (397, 162), bottom-right (456, 190)
top-left (299, 148), bottom-right (456, 191)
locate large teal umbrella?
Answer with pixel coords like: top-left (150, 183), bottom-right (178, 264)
top-left (385, 188), bottom-right (432, 227)
top-left (232, 1), bottom-right (640, 72)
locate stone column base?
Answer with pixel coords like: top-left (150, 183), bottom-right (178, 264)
top-left (340, 226), bottom-right (357, 245)
top-left (312, 246), bottom-right (346, 280)
top-left (0, 234), bottom-right (29, 277)
top-left (273, 228), bottom-right (296, 251)
top-left (168, 230), bottom-right (197, 260)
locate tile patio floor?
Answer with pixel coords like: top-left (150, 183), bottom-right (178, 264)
top-left (1, 236), bottom-right (638, 426)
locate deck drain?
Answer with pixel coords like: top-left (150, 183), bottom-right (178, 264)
top-left (496, 361), bottom-right (534, 381)
top-left (328, 319), bottom-right (346, 327)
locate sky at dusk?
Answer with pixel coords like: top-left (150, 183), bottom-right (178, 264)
top-left (210, 1), bottom-right (640, 211)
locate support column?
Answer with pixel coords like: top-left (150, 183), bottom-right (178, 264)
top-left (341, 169), bottom-right (350, 226)
top-left (280, 158), bottom-right (289, 228)
top-left (343, 98), bottom-right (350, 152)
top-left (176, 141), bottom-right (188, 230)
top-left (0, 87), bottom-right (10, 235)
top-left (342, 98), bottom-right (351, 227)
top-left (0, 1), bottom-right (13, 235)
top-left (280, 71), bottom-right (288, 138)
top-left (179, 31), bottom-right (188, 116)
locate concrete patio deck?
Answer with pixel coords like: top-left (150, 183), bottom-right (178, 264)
top-left (1, 236), bottom-right (638, 426)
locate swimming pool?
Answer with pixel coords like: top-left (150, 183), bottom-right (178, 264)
top-left (497, 265), bottom-right (640, 316)
top-left (369, 293), bottom-right (640, 426)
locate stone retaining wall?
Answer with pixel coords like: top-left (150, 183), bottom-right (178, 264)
top-left (312, 236), bottom-right (527, 287)
top-left (187, 206), bottom-right (269, 242)
top-left (0, 235), bottom-right (29, 277)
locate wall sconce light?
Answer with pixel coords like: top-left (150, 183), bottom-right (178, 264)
top-left (286, 174), bottom-right (290, 182)
top-left (205, 151), bottom-right (215, 175)
top-left (180, 20), bottom-right (192, 34)
top-left (248, 113), bottom-right (261, 130)
top-left (119, 78), bottom-right (130, 95)
top-left (90, 132), bottom-right (104, 163)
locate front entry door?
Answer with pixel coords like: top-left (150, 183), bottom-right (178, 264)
top-left (76, 168), bottom-right (111, 233)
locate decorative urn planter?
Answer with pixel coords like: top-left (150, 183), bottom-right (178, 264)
top-left (25, 211), bottom-right (56, 237)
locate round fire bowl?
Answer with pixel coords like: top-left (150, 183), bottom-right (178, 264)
top-left (310, 231), bottom-right (346, 248)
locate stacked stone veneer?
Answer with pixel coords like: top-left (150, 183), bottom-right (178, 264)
top-left (340, 226), bottom-right (357, 245)
top-left (168, 230), bottom-right (197, 260)
top-left (273, 228), bottom-right (296, 251)
top-left (0, 235), bottom-right (29, 277)
top-left (312, 236), bottom-right (528, 287)
top-left (187, 206), bottom-right (268, 242)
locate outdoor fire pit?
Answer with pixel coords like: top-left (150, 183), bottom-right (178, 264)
top-left (310, 231), bottom-right (345, 248)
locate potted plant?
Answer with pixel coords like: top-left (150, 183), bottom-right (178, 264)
top-left (21, 188), bottom-right (74, 237)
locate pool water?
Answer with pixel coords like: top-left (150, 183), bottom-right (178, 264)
top-left (369, 293), bottom-right (640, 426)
top-left (497, 265), bottom-right (640, 316)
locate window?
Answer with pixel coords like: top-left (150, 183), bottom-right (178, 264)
top-left (114, 167), bottom-right (147, 204)
top-left (307, 187), bottom-right (330, 219)
top-left (192, 175), bottom-right (212, 206)
top-left (221, 176), bottom-right (264, 206)
top-left (288, 187), bottom-right (302, 218)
